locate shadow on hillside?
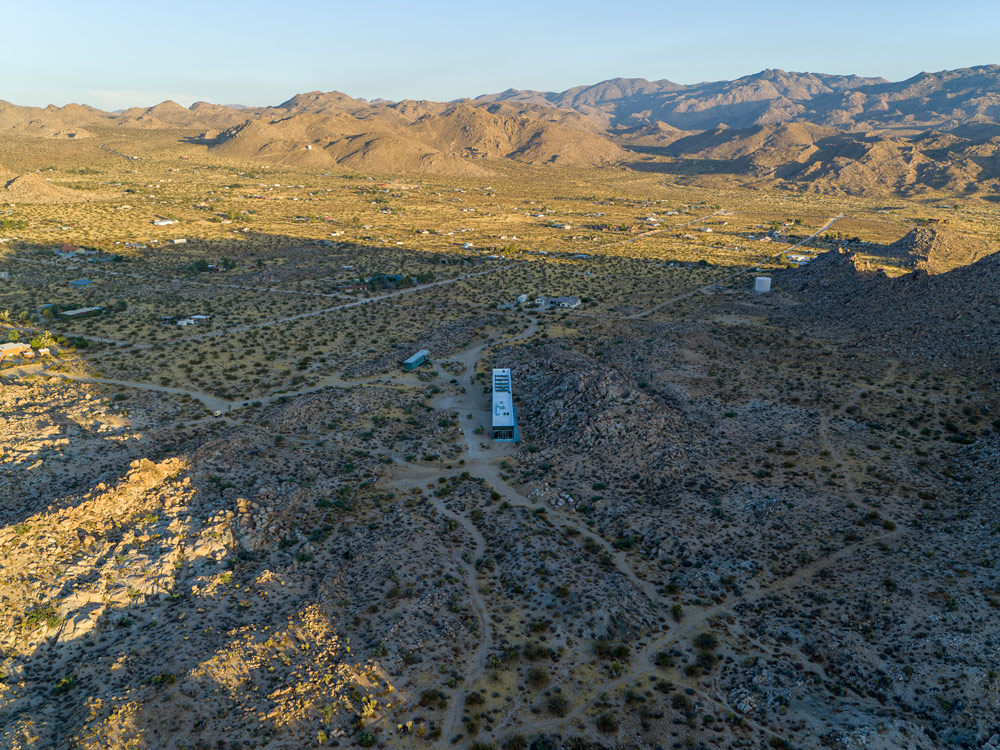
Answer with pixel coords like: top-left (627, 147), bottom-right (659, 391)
top-left (179, 133), bottom-right (224, 146)
top-left (620, 154), bottom-right (737, 176)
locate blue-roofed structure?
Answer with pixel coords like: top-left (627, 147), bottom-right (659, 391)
top-left (402, 349), bottom-right (429, 371)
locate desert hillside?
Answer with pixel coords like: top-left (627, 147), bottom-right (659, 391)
top-left (206, 104), bottom-right (624, 172)
top-left (2, 67), bottom-right (1000, 191)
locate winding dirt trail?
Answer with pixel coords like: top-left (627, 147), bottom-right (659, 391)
top-left (426, 493), bottom-right (490, 745)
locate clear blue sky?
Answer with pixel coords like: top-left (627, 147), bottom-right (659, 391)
top-left (4, 0), bottom-right (998, 110)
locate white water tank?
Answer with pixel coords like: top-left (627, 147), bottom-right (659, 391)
top-left (754, 276), bottom-right (772, 293)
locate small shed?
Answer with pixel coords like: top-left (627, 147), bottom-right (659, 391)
top-left (754, 277), bottom-right (772, 293)
top-left (402, 349), bottom-right (429, 371)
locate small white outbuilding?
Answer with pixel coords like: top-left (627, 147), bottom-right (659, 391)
top-left (754, 276), bottom-right (772, 293)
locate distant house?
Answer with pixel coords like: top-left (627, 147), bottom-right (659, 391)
top-left (551, 296), bottom-right (581, 309)
top-left (516, 294), bottom-right (529, 304)
top-left (190, 314), bottom-right (211, 324)
top-left (537, 296), bottom-right (580, 309)
top-left (38, 348), bottom-right (51, 357)
top-left (60, 306), bottom-right (102, 319)
top-left (171, 238), bottom-right (188, 245)
top-left (176, 318), bottom-right (195, 327)
top-left (0, 342), bottom-right (31, 359)
top-left (152, 219), bottom-right (176, 226)
top-left (69, 278), bottom-right (92, 287)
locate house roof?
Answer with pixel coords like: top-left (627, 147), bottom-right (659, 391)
top-left (492, 369), bottom-right (515, 428)
top-left (60, 306), bottom-right (102, 316)
top-left (403, 349), bottom-right (429, 365)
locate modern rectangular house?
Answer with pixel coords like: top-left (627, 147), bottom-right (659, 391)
top-left (402, 349), bottom-right (429, 371)
top-left (491, 368), bottom-right (519, 442)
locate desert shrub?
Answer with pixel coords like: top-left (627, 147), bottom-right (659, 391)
top-left (654, 650), bottom-right (675, 668)
top-left (593, 641), bottom-right (630, 661)
top-left (419, 689), bottom-right (448, 709)
top-left (525, 667), bottom-right (550, 689)
top-left (522, 641), bottom-right (555, 661)
top-left (693, 632), bottom-right (718, 651)
top-left (595, 713), bottom-right (618, 732)
top-left (546, 693), bottom-right (569, 716)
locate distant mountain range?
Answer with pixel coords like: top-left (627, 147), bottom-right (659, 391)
top-left (2, 66), bottom-right (1000, 192)
top-left (475, 66), bottom-right (1000, 132)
